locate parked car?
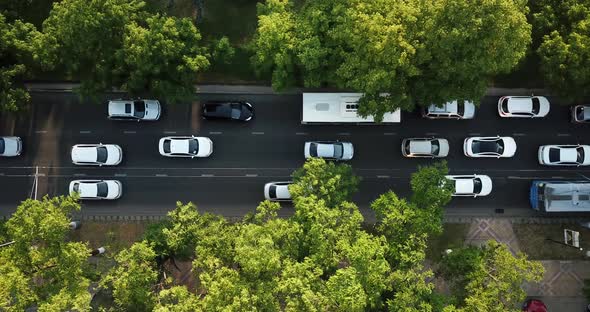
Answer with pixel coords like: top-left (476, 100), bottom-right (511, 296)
top-left (445, 175), bottom-right (493, 197)
top-left (571, 104), bottom-right (590, 123)
top-left (304, 141), bottom-right (354, 160)
top-left (264, 181), bottom-right (293, 201)
top-left (401, 137), bottom-right (449, 158)
top-left (522, 299), bottom-right (547, 312)
top-left (108, 99), bottom-right (161, 121)
top-left (0, 136), bottom-right (22, 157)
top-left (538, 144), bottom-right (590, 166)
top-left (71, 144), bottom-right (123, 166)
top-left (202, 101), bottom-right (254, 121)
top-left (422, 100), bottom-right (475, 119)
top-left (69, 180), bottom-right (122, 200)
top-left (158, 136), bottom-right (213, 158)
top-left (463, 136), bottom-right (517, 158)
top-left (497, 96), bottom-right (550, 118)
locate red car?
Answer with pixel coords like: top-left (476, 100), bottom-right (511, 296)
top-left (522, 299), bottom-right (547, 312)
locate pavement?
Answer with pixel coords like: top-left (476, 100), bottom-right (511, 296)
top-left (464, 218), bottom-right (590, 312)
top-left (1, 85), bottom-right (590, 221)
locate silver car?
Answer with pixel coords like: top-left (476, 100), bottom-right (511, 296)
top-left (0, 136), bottom-right (22, 157)
top-left (401, 137), bottom-right (449, 158)
top-left (264, 181), bottom-right (293, 201)
top-left (69, 180), bottom-right (122, 200)
top-left (304, 141), bottom-right (354, 160)
top-left (108, 99), bottom-right (161, 121)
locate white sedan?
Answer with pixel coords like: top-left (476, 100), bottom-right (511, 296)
top-left (69, 180), bottom-right (122, 200)
top-left (264, 181), bottom-right (292, 201)
top-left (304, 141), bottom-right (354, 160)
top-left (158, 136), bottom-right (213, 158)
top-left (463, 136), bottom-right (517, 158)
top-left (0, 136), bottom-right (22, 157)
top-left (538, 145), bottom-right (590, 166)
top-left (71, 144), bottom-right (123, 166)
top-left (401, 137), bottom-right (449, 158)
top-left (445, 175), bottom-right (493, 197)
top-left (497, 96), bottom-right (550, 118)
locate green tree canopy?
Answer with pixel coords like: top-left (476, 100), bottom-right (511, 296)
top-left (533, 0), bottom-right (590, 101)
top-left (0, 196), bottom-right (91, 311)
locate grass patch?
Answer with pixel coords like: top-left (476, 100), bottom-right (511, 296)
top-left (427, 223), bottom-right (470, 262)
top-left (69, 221), bottom-right (151, 254)
top-left (514, 223), bottom-right (590, 260)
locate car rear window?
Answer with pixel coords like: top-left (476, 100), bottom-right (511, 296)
top-left (163, 140), bottom-right (171, 153)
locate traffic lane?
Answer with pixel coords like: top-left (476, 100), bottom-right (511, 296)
top-left (0, 175), bottom-right (35, 213)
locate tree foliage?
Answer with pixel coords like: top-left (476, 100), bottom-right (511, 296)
top-left (253, 0), bottom-right (531, 121)
top-left (0, 13), bottom-right (39, 112)
top-left (533, 0), bottom-right (590, 101)
top-left (0, 196), bottom-right (91, 311)
top-left (440, 241), bottom-right (544, 312)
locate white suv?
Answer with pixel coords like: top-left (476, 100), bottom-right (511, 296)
top-left (108, 99), bottom-right (161, 121)
top-left (422, 101), bottom-right (475, 119)
top-left (498, 96), bottom-right (550, 118)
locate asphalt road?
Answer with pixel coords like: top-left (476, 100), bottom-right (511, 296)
top-left (1, 92), bottom-right (590, 219)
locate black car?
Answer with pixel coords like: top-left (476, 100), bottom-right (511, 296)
top-left (202, 101), bottom-right (254, 121)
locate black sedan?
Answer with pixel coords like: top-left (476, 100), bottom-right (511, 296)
top-left (202, 101), bottom-right (254, 121)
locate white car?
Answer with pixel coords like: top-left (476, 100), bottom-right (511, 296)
top-left (304, 141), bottom-right (354, 160)
top-left (498, 96), bottom-right (550, 118)
top-left (538, 145), bottom-right (590, 166)
top-left (264, 181), bottom-right (292, 201)
top-left (71, 144), bottom-right (123, 166)
top-left (158, 136), bottom-right (213, 158)
top-left (108, 99), bottom-right (161, 121)
top-left (401, 137), bottom-right (449, 158)
top-left (69, 180), bottom-right (122, 200)
top-left (422, 100), bottom-right (476, 119)
top-left (445, 175), bottom-right (492, 197)
top-left (0, 136), bottom-right (22, 157)
top-left (463, 136), bottom-right (517, 158)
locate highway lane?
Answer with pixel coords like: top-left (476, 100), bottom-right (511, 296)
top-left (1, 92), bottom-right (589, 218)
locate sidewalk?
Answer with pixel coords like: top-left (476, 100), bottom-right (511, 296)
top-left (23, 82), bottom-right (548, 97)
top-left (464, 218), bottom-right (590, 312)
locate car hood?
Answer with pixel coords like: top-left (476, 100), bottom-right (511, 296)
top-left (502, 137), bottom-right (517, 157)
top-left (477, 175), bottom-right (493, 196)
top-left (537, 97), bottom-right (551, 117)
top-left (144, 101), bottom-right (161, 120)
top-left (583, 146), bottom-right (590, 165)
top-left (105, 145), bottom-right (123, 165)
top-left (195, 137), bottom-right (213, 157)
top-left (341, 142), bottom-right (354, 160)
top-left (437, 139), bottom-right (450, 157)
top-left (462, 101), bottom-right (476, 119)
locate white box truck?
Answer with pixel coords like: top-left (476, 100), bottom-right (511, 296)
top-left (301, 93), bottom-right (401, 124)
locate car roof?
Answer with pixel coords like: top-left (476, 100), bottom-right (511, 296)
top-left (455, 179), bottom-right (474, 194)
top-left (108, 101), bottom-right (133, 115)
top-left (430, 102), bottom-right (457, 114)
top-left (78, 182), bottom-right (98, 197)
top-left (72, 146), bottom-right (97, 161)
top-left (559, 147), bottom-right (578, 163)
top-left (169, 139), bottom-right (191, 154)
top-left (275, 185), bottom-right (291, 199)
top-left (507, 97), bottom-right (532, 113)
top-left (409, 140), bottom-right (432, 154)
top-left (316, 143), bottom-right (335, 157)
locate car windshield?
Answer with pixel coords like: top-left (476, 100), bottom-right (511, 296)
top-left (333, 143), bottom-right (344, 159)
top-left (457, 102), bottom-right (464, 116)
top-left (163, 140), bottom-right (171, 153)
top-left (531, 98), bottom-right (540, 114)
top-left (133, 101), bottom-right (145, 118)
top-left (96, 147), bottom-right (108, 163)
top-left (577, 147), bottom-right (585, 163)
top-left (473, 140), bottom-right (503, 154)
top-left (310, 143), bottom-right (318, 157)
top-left (431, 140), bottom-right (440, 154)
top-left (501, 99), bottom-right (509, 112)
top-left (0, 138), bottom-right (4, 154)
top-left (96, 182), bottom-right (108, 198)
top-left (72, 183), bottom-right (79, 193)
top-left (403, 141), bottom-right (411, 154)
top-left (269, 185), bottom-right (277, 199)
top-left (188, 139), bottom-right (199, 154)
top-left (473, 178), bottom-right (482, 194)
top-left (548, 148), bottom-right (561, 162)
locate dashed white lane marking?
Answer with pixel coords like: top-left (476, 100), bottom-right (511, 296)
top-left (114, 173), bottom-right (127, 177)
top-left (377, 175), bottom-right (390, 179)
top-left (0, 173), bottom-right (4, 176)
top-left (468, 133), bottom-right (481, 136)
top-left (425, 132), bottom-right (438, 136)
top-left (383, 132), bottom-right (397, 136)
top-left (245, 174), bottom-right (258, 177)
top-left (164, 131), bottom-right (176, 134)
top-left (209, 131), bottom-right (222, 135)
top-left (552, 176), bottom-right (565, 179)
top-left (557, 133), bottom-right (572, 137)
top-left (338, 132), bottom-right (351, 136)
top-left (252, 131), bottom-right (265, 135)
top-left (507, 176), bottom-right (540, 179)
top-left (35, 130), bottom-right (47, 134)
top-left (201, 174), bottom-right (214, 177)
top-left (296, 132), bottom-right (308, 135)
top-left (37, 173), bottom-right (46, 177)
top-left (155, 174), bottom-right (168, 177)
top-left (124, 130), bottom-right (136, 134)
top-left (79, 130), bottom-right (91, 134)
top-left (513, 133), bottom-right (526, 136)
top-left (73, 173), bottom-right (86, 177)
